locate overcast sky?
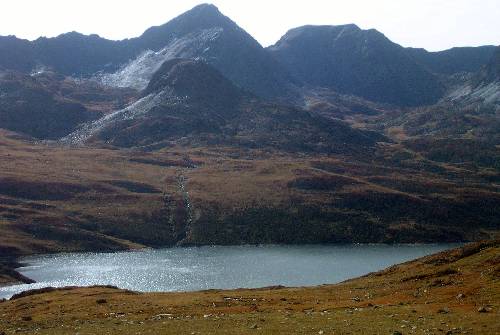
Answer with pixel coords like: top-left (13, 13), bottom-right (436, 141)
top-left (0, 0), bottom-right (498, 51)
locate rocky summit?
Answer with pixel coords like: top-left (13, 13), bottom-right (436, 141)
top-left (268, 24), bottom-right (444, 106)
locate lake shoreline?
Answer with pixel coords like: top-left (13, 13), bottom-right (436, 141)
top-left (1, 241), bottom-right (498, 334)
top-left (0, 243), bottom-right (463, 300)
top-left (0, 258), bottom-right (35, 287)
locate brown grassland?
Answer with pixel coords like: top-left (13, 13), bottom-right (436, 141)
top-left (0, 127), bottom-right (499, 284)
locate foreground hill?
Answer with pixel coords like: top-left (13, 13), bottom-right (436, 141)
top-left (0, 241), bottom-right (498, 334)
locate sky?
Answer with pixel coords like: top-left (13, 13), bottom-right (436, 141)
top-left (0, 0), bottom-right (498, 51)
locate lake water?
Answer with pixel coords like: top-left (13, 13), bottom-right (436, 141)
top-left (0, 244), bottom-right (459, 299)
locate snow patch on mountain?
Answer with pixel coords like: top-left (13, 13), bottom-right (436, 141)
top-left (60, 90), bottom-right (184, 145)
top-left (98, 28), bottom-right (223, 90)
top-left (447, 81), bottom-right (500, 106)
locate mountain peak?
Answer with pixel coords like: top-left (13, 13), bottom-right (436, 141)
top-left (271, 24), bottom-right (366, 50)
top-left (145, 58), bottom-right (245, 109)
top-left (281, 24), bottom-right (361, 37)
top-left (137, 3), bottom-right (236, 52)
top-left (167, 2), bottom-right (230, 29)
top-left (188, 3), bottom-right (221, 14)
top-left (269, 23), bottom-right (443, 106)
top-left (305, 24), bottom-right (361, 31)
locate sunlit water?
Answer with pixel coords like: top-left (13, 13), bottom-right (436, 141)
top-left (0, 244), bottom-right (460, 299)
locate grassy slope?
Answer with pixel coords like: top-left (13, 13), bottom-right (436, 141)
top-left (0, 241), bottom-right (498, 334)
top-left (0, 129), bottom-right (498, 260)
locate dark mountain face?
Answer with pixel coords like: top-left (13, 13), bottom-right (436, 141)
top-left (0, 33), bottom-right (127, 76)
top-left (0, 72), bottom-right (96, 139)
top-left (369, 47), bottom-right (500, 169)
top-left (268, 25), bottom-right (444, 106)
top-left (64, 59), bottom-right (384, 153)
top-left (0, 4), bottom-right (294, 100)
top-left (406, 46), bottom-right (498, 75)
top-left (0, 36), bottom-right (35, 72)
top-left (134, 4), bottom-right (233, 50)
top-left (0, 70), bottom-right (137, 139)
top-left (144, 58), bottom-right (246, 111)
top-left (1, 4), bottom-right (495, 107)
top-left (32, 32), bottom-right (125, 76)
top-left (125, 4), bottom-right (296, 98)
top-left (479, 46), bottom-right (500, 82)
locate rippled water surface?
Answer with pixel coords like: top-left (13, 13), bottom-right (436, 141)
top-left (0, 244), bottom-right (460, 299)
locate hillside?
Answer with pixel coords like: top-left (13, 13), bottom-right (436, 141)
top-left (0, 127), bottom-right (498, 266)
top-left (0, 4), bottom-right (295, 100)
top-left (0, 3), bottom-right (497, 264)
top-left (406, 45), bottom-right (498, 75)
top-left (1, 5), bottom-right (496, 107)
top-left (268, 25), bottom-right (444, 106)
top-left (0, 241), bottom-right (498, 334)
top-left (0, 71), bottom-right (95, 139)
top-left (62, 58), bottom-right (383, 154)
top-left (0, 70), bottom-right (137, 139)
top-left (366, 47), bottom-right (500, 169)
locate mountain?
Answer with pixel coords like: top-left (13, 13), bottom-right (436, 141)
top-left (0, 71), bottom-right (95, 139)
top-left (0, 33), bottom-right (126, 76)
top-left (476, 46), bottom-right (500, 83)
top-left (143, 58), bottom-right (246, 107)
top-left (406, 45), bottom-right (498, 75)
top-left (0, 4), bottom-right (497, 252)
top-left (1, 5), bottom-right (496, 107)
top-left (0, 70), bottom-right (137, 139)
top-left (64, 58), bottom-right (384, 153)
top-left (268, 25), bottom-right (445, 106)
top-left (0, 36), bottom-right (35, 72)
top-left (0, 4), bottom-right (295, 100)
top-left (448, 46), bottom-right (500, 106)
top-left (369, 48), bottom-right (500, 169)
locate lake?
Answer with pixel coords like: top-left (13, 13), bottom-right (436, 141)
top-left (0, 244), bottom-right (460, 299)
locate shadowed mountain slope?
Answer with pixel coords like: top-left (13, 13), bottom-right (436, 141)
top-left (366, 48), bottom-right (500, 169)
top-left (1, 5), bottom-right (496, 107)
top-left (64, 59), bottom-right (384, 154)
top-left (406, 45), bottom-right (498, 75)
top-left (0, 70), bottom-right (137, 139)
top-left (268, 25), bottom-right (445, 106)
top-left (0, 4), bottom-right (295, 99)
top-left (0, 71), bottom-right (95, 139)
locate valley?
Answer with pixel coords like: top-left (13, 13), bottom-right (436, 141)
top-left (0, 124), bottom-right (498, 284)
top-left (0, 4), bottom-right (498, 330)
